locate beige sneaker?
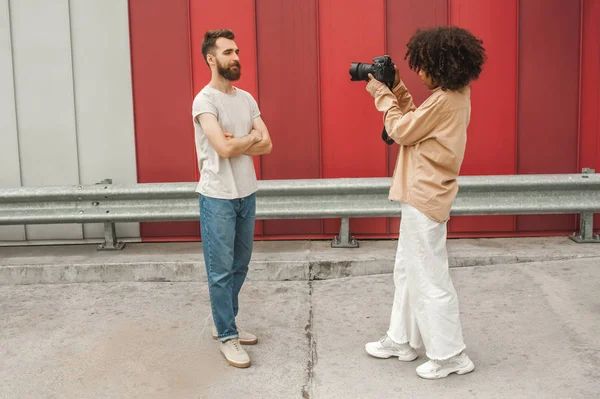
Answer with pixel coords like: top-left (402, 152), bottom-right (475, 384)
top-left (212, 325), bottom-right (258, 345)
top-left (220, 338), bottom-right (251, 368)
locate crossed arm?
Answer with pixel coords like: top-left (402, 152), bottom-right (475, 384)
top-left (196, 113), bottom-right (272, 158)
top-left (242, 116), bottom-right (272, 155)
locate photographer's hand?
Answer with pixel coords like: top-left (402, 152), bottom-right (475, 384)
top-left (365, 73), bottom-right (388, 98)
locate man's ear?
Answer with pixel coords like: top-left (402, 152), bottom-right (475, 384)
top-left (206, 53), bottom-right (215, 66)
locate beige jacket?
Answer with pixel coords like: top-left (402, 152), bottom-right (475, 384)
top-left (366, 80), bottom-right (471, 223)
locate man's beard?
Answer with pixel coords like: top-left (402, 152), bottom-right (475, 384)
top-left (217, 61), bottom-right (241, 81)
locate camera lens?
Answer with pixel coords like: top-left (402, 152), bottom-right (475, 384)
top-left (349, 62), bottom-right (375, 81)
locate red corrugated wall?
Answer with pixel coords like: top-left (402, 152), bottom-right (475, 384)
top-left (128, 0), bottom-right (600, 242)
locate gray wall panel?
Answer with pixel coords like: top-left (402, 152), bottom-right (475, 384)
top-left (70, 0), bottom-right (139, 239)
top-left (10, 0), bottom-right (82, 240)
top-left (0, 0), bottom-right (25, 241)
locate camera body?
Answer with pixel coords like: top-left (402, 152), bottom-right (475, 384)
top-left (349, 55), bottom-right (396, 145)
top-left (349, 55), bottom-right (395, 86)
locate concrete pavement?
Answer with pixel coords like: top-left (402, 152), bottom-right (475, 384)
top-left (1, 244), bottom-right (599, 398)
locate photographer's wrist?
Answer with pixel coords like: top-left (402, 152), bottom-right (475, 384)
top-left (392, 80), bottom-right (407, 95)
top-left (366, 80), bottom-right (388, 97)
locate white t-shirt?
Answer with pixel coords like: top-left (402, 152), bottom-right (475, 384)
top-left (192, 85), bottom-right (260, 199)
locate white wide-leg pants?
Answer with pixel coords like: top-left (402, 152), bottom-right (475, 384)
top-left (386, 202), bottom-right (466, 360)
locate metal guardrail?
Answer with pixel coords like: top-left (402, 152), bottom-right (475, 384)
top-left (1, 172), bottom-right (599, 249)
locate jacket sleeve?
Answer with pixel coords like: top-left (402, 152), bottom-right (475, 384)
top-left (391, 80), bottom-right (417, 114)
top-left (370, 86), bottom-right (444, 146)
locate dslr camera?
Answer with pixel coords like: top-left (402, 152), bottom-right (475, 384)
top-left (349, 55), bottom-right (396, 86)
top-left (349, 55), bottom-right (396, 145)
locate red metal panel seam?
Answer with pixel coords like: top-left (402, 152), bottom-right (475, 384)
top-left (252, 0), bottom-right (263, 181)
top-left (126, 1), bottom-right (141, 184)
top-left (186, 0), bottom-right (199, 183)
top-left (576, 0), bottom-right (584, 173)
top-left (513, 0), bottom-right (520, 232)
top-left (185, 0), bottom-right (201, 237)
top-left (185, 0), bottom-right (200, 239)
top-left (446, 0), bottom-right (451, 234)
top-left (382, 0), bottom-right (387, 50)
top-left (594, 0), bottom-right (600, 173)
top-left (383, 0), bottom-right (389, 235)
top-left (316, 0), bottom-right (324, 234)
top-left (185, 1), bottom-right (196, 185)
top-left (316, 0), bottom-right (323, 181)
top-left (597, 41), bottom-right (600, 176)
top-left (383, 0), bottom-right (388, 182)
top-left (515, 0), bottom-right (520, 175)
top-left (576, 0), bottom-right (584, 232)
top-left (594, 0), bottom-right (600, 171)
top-left (597, 2), bottom-right (600, 173)
top-left (251, 0), bottom-right (263, 237)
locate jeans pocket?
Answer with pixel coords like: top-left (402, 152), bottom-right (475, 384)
top-left (201, 195), bottom-right (236, 218)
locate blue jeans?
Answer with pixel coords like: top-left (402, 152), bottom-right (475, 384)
top-left (199, 193), bottom-right (256, 341)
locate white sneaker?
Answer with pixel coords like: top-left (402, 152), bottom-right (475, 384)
top-left (212, 325), bottom-right (258, 345)
top-left (416, 352), bottom-right (475, 379)
top-left (365, 335), bottom-right (418, 361)
top-left (220, 338), bottom-right (251, 368)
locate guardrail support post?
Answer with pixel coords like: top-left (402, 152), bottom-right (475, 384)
top-left (98, 221), bottom-right (125, 250)
top-left (331, 217), bottom-right (359, 248)
top-left (569, 168), bottom-right (599, 243)
top-left (95, 179), bottom-right (125, 251)
top-left (570, 211), bottom-right (600, 243)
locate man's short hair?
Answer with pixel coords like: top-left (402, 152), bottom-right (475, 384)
top-left (201, 29), bottom-right (235, 65)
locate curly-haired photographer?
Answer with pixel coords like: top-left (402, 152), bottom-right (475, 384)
top-left (364, 26), bottom-right (486, 380)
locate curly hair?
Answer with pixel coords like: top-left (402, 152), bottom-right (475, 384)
top-left (405, 26), bottom-right (486, 91)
